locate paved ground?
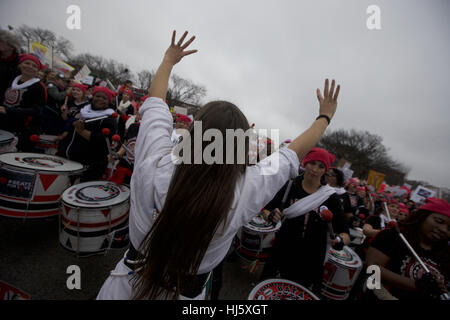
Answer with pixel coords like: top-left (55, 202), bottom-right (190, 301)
top-left (0, 216), bottom-right (263, 300)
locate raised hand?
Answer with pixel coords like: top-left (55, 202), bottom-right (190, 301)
top-left (163, 31), bottom-right (197, 66)
top-left (149, 31), bottom-right (197, 100)
top-left (316, 79), bottom-right (340, 120)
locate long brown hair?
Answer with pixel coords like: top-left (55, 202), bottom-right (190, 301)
top-left (132, 101), bottom-right (250, 299)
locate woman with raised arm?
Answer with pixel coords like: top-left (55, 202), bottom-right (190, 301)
top-left (97, 30), bottom-right (341, 300)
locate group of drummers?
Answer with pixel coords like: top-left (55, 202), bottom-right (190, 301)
top-left (1, 29), bottom-right (449, 301)
top-left (234, 166), bottom-right (450, 301)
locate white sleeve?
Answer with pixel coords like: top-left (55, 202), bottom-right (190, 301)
top-left (238, 147), bottom-right (300, 225)
top-left (134, 97), bottom-right (173, 166)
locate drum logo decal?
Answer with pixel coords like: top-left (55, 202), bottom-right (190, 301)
top-left (4, 88), bottom-right (21, 107)
top-left (125, 138), bottom-right (136, 163)
top-left (20, 156), bottom-right (65, 168)
top-left (0, 167), bottom-right (36, 200)
top-left (76, 184), bottom-right (120, 202)
top-left (252, 281), bottom-right (317, 300)
top-left (400, 255), bottom-right (443, 282)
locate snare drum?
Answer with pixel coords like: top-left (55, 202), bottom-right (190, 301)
top-left (0, 152), bottom-right (84, 218)
top-left (35, 135), bottom-right (59, 155)
top-left (59, 181), bottom-right (130, 255)
top-left (248, 279), bottom-right (320, 300)
top-left (0, 130), bottom-right (17, 154)
top-left (235, 214), bottom-right (280, 263)
top-left (321, 245), bottom-right (363, 300)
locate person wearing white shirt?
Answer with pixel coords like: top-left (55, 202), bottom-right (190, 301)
top-left (97, 30), bottom-right (341, 300)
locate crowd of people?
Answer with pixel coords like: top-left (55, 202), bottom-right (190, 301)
top-left (1, 29), bottom-right (448, 301)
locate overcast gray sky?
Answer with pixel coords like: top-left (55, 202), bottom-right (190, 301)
top-left (1, 0), bottom-right (449, 189)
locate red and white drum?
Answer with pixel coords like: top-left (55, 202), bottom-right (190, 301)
top-left (235, 214), bottom-right (280, 263)
top-left (0, 129), bottom-right (17, 154)
top-left (0, 281), bottom-right (31, 300)
top-left (321, 245), bottom-right (362, 300)
top-left (0, 153), bottom-right (84, 218)
top-left (35, 135), bottom-right (59, 155)
top-left (59, 181), bottom-right (130, 256)
top-left (248, 279), bottom-right (320, 300)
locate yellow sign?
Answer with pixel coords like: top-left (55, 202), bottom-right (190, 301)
top-left (29, 42), bottom-right (53, 68)
top-left (29, 42), bottom-right (74, 74)
top-left (367, 170), bottom-right (385, 191)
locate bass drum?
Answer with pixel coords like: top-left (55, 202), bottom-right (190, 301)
top-left (59, 180), bottom-right (130, 256)
top-left (234, 214), bottom-right (280, 263)
top-left (0, 152), bottom-right (84, 218)
top-left (321, 245), bottom-right (363, 300)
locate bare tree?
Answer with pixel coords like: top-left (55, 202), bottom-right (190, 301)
top-left (167, 74), bottom-right (206, 106)
top-left (137, 70), bottom-right (154, 90)
top-left (14, 25), bottom-right (73, 59)
top-left (318, 129), bottom-right (410, 185)
top-left (68, 53), bottom-right (134, 88)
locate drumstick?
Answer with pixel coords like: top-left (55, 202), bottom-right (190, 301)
top-left (382, 202), bottom-right (392, 221)
top-left (269, 179), bottom-right (293, 226)
top-left (84, 112), bottom-right (118, 123)
top-left (320, 208), bottom-right (335, 239)
top-left (85, 115), bottom-right (108, 123)
top-left (112, 135), bottom-right (132, 155)
top-left (102, 128), bottom-right (113, 155)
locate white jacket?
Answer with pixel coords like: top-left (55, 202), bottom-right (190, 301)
top-left (97, 97), bottom-right (300, 299)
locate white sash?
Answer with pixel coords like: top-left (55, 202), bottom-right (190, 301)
top-left (80, 104), bottom-right (114, 119)
top-left (11, 76), bottom-right (40, 90)
top-left (333, 187), bottom-right (347, 195)
top-left (283, 184), bottom-right (336, 219)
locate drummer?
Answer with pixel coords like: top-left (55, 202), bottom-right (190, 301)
top-left (357, 199), bottom-right (395, 261)
top-left (260, 147), bottom-right (350, 294)
top-left (57, 86), bottom-right (117, 182)
top-left (0, 54), bottom-right (47, 152)
top-left (325, 167), bottom-right (354, 227)
top-left (366, 197), bottom-right (450, 300)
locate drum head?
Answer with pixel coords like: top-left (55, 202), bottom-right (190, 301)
top-left (0, 152), bottom-right (84, 173)
top-left (0, 130), bottom-right (14, 145)
top-left (244, 214), bottom-right (281, 233)
top-left (248, 279), bottom-right (320, 300)
top-left (328, 246), bottom-right (362, 268)
top-left (62, 181), bottom-right (130, 208)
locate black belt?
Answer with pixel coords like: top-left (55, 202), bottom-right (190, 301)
top-left (124, 244), bottom-right (210, 298)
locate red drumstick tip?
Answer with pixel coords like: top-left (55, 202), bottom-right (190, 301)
top-left (29, 134), bottom-right (40, 142)
top-left (112, 134), bottom-right (121, 142)
top-left (102, 128), bottom-right (111, 136)
top-left (320, 209), bottom-right (333, 223)
top-left (112, 112), bottom-right (118, 118)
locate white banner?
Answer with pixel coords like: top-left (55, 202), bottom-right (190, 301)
top-left (410, 185), bottom-right (436, 204)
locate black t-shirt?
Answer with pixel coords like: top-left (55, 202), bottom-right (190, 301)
top-left (370, 228), bottom-right (449, 300)
top-left (264, 174), bottom-right (348, 291)
top-left (365, 215), bottom-right (382, 230)
top-left (340, 192), bottom-right (353, 214)
top-left (1, 79), bottom-right (46, 133)
top-left (344, 192), bottom-right (359, 215)
top-left (1, 79), bottom-right (46, 151)
top-left (66, 99), bottom-right (90, 119)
